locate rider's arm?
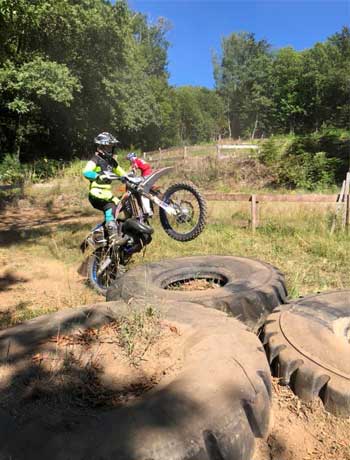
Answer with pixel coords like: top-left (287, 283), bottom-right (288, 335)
top-left (83, 161), bottom-right (98, 180)
top-left (131, 159), bottom-right (138, 168)
top-left (113, 164), bottom-right (127, 177)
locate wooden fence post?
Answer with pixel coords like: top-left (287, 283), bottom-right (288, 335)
top-left (330, 180), bottom-right (346, 234)
top-left (342, 172), bottom-right (350, 228)
top-left (183, 146), bottom-right (187, 159)
top-left (251, 194), bottom-right (259, 232)
top-left (216, 144), bottom-right (220, 159)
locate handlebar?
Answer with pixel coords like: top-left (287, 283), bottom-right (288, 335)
top-left (102, 171), bottom-right (143, 185)
top-left (102, 171), bottom-right (123, 181)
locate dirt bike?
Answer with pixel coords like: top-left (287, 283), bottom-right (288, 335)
top-left (80, 167), bottom-right (207, 295)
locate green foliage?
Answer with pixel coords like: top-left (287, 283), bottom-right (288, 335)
top-left (0, 58), bottom-right (79, 113)
top-left (279, 151), bottom-right (338, 190)
top-left (0, 0), bottom-right (172, 156)
top-left (0, 154), bottom-right (23, 183)
top-left (260, 135), bottom-right (295, 164)
top-left (0, 0), bottom-right (348, 164)
top-left (175, 86), bottom-right (225, 144)
top-left (260, 130), bottom-right (347, 190)
top-left (213, 31), bottom-right (273, 138)
top-left (270, 47), bottom-right (306, 133)
top-left (0, 154), bottom-right (63, 184)
top-left (214, 27), bottom-right (350, 138)
top-left (26, 158), bottom-right (63, 183)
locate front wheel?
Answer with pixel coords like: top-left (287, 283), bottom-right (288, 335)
top-left (159, 182), bottom-right (207, 242)
top-left (87, 247), bottom-right (124, 296)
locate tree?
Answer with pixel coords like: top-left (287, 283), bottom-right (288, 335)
top-left (174, 86), bottom-right (225, 144)
top-left (270, 47), bottom-right (306, 133)
top-left (213, 32), bottom-right (273, 138)
top-left (0, 0), bottom-right (176, 158)
top-left (301, 26), bottom-right (350, 131)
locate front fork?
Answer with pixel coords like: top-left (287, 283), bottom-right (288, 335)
top-left (145, 191), bottom-right (177, 216)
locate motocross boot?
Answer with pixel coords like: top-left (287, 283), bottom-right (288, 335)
top-left (106, 221), bottom-right (129, 246)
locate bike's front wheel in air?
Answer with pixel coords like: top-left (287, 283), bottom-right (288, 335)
top-left (159, 182), bottom-right (207, 242)
top-left (87, 247), bottom-right (122, 295)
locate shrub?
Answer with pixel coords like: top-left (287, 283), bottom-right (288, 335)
top-left (279, 151), bottom-right (339, 190)
top-left (259, 130), bottom-right (347, 190)
top-left (0, 154), bottom-right (23, 184)
top-left (26, 158), bottom-right (63, 183)
top-left (0, 155), bottom-right (67, 184)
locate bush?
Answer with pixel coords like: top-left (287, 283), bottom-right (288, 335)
top-left (259, 130), bottom-right (347, 190)
top-left (0, 155), bottom-right (66, 184)
top-left (0, 154), bottom-right (23, 184)
top-left (26, 158), bottom-right (63, 183)
top-left (279, 151), bottom-right (339, 190)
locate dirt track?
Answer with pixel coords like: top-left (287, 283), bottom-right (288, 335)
top-left (0, 204), bottom-right (101, 321)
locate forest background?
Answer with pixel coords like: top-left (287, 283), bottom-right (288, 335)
top-left (0, 0), bottom-right (349, 190)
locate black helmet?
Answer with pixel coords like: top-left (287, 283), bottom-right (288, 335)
top-left (94, 132), bottom-right (119, 146)
top-left (94, 132), bottom-right (119, 157)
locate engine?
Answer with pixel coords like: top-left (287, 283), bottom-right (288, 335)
top-left (121, 218), bottom-right (153, 255)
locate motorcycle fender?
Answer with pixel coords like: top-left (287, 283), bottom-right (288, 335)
top-left (141, 167), bottom-right (174, 193)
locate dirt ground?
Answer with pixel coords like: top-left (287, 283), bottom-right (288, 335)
top-left (0, 202), bottom-right (101, 326)
top-left (0, 316), bottom-right (187, 425)
top-left (0, 199), bottom-right (349, 459)
top-left (254, 380), bottom-right (350, 460)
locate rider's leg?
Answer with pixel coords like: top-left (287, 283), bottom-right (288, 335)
top-left (141, 196), bottom-right (153, 217)
top-left (104, 204), bottom-right (119, 237)
top-left (89, 193), bottom-right (119, 237)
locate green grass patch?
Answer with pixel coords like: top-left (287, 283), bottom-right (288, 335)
top-left (0, 303), bottom-right (58, 330)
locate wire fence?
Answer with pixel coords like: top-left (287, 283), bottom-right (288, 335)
top-left (143, 143), bottom-right (260, 164)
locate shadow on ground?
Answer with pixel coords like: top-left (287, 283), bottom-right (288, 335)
top-left (0, 220), bottom-right (94, 247)
top-left (0, 271), bottom-right (28, 292)
top-left (0, 310), bottom-right (205, 460)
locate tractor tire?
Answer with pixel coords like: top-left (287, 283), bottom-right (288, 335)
top-left (106, 255), bottom-right (287, 331)
top-left (0, 300), bottom-right (272, 460)
top-left (263, 290), bottom-right (350, 417)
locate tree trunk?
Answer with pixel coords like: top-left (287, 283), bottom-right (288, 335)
top-left (251, 114), bottom-right (258, 139)
top-left (13, 114), bottom-right (22, 160)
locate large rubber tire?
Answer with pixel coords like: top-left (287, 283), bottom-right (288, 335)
top-left (159, 181), bottom-right (207, 242)
top-left (263, 290), bottom-right (350, 417)
top-left (106, 255), bottom-right (287, 331)
top-left (0, 300), bottom-right (272, 460)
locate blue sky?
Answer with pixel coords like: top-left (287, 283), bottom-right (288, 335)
top-left (128, 0), bottom-right (349, 88)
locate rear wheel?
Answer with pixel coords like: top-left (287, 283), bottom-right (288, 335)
top-left (159, 182), bottom-right (207, 242)
top-left (87, 246), bottom-right (123, 296)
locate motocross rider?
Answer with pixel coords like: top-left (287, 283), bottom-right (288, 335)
top-left (126, 152), bottom-right (152, 177)
top-left (83, 132), bottom-right (127, 237)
